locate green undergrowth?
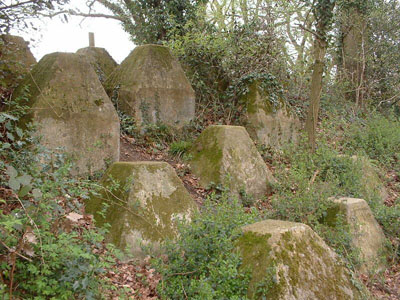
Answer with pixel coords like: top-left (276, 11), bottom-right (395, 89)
top-left (0, 88), bottom-right (120, 299)
top-left (153, 195), bottom-right (259, 299)
top-left (266, 141), bottom-right (362, 269)
top-left (267, 111), bottom-right (400, 270)
top-left (344, 113), bottom-right (400, 170)
top-left (320, 109), bottom-right (400, 241)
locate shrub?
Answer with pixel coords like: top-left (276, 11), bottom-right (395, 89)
top-left (0, 87), bottom-right (117, 299)
top-left (154, 195), bottom-right (259, 299)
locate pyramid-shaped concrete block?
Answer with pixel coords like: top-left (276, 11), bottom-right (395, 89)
top-left (330, 197), bottom-right (386, 272)
top-left (105, 44), bottom-right (195, 128)
top-left (86, 162), bottom-right (197, 258)
top-left (13, 52), bottom-right (120, 175)
top-left (237, 220), bottom-right (364, 299)
top-left (240, 81), bottom-right (300, 148)
top-left (77, 47), bottom-right (117, 84)
top-left (189, 125), bottom-right (275, 198)
top-left (351, 156), bottom-right (388, 202)
top-left (0, 35), bottom-right (36, 87)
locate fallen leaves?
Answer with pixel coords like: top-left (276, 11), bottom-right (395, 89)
top-left (105, 257), bottom-right (161, 299)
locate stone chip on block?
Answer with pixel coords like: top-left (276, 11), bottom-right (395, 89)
top-left (105, 44), bottom-right (195, 128)
top-left (236, 219), bottom-right (364, 299)
top-left (189, 125), bottom-right (275, 199)
top-left (85, 161), bottom-right (197, 258)
top-left (13, 52), bottom-right (120, 175)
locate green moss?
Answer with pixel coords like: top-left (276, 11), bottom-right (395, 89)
top-left (105, 45), bottom-right (174, 93)
top-left (322, 204), bottom-right (343, 227)
top-left (77, 47), bottom-right (117, 82)
top-left (237, 224), bottom-right (363, 299)
top-left (189, 126), bottom-right (224, 186)
top-left (236, 231), bottom-right (281, 299)
top-left (86, 162), bottom-right (196, 253)
top-left (240, 81), bottom-right (286, 116)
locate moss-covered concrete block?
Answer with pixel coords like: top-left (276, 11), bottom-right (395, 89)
top-left (237, 219), bottom-right (364, 299)
top-left (330, 197), bottom-right (386, 272)
top-left (240, 82), bottom-right (300, 148)
top-left (189, 125), bottom-right (275, 198)
top-left (76, 47), bottom-right (117, 84)
top-left (337, 155), bottom-right (388, 202)
top-left (13, 52), bottom-right (120, 175)
top-left (85, 161), bottom-right (197, 258)
top-left (105, 44), bottom-right (195, 128)
top-left (0, 35), bottom-right (36, 87)
top-left (351, 156), bottom-right (388, 202)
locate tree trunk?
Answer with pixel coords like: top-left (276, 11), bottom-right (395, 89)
top-left (339, 7), bottom-right (367, 106)
top-left (306, 37), bottom-right (327, 152)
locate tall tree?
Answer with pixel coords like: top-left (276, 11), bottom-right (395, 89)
top-left (337, 0), bottom-right (370, 107)
top-left (305, 0), bottom-right (336, 151)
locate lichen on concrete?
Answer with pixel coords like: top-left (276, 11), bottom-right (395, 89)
top-left (105, 44), bottom-right (195, 128)
top-left (236, 219), bottom-right (365, 299)
top-left (12, 52), bottom-right (120, 175)
top-left (189, 125), bottom-right (275, 199)
top-left (85, 161), bottom-right (197, 259)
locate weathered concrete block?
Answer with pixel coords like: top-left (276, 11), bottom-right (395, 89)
top-left (240, 82), bottom-right (300, 148)
top-left (13, 52), bottom-right (120, 175)
top-left (189, 125), bottom-right (275, 198)
top-left (0, 35), bottom-right (36, 87)
top-left (86, 162), bottom-right (197, 258)
top-left (237, 219), bottom-right (363, 299)
top-left (105, 44), bottom-right (195, 128)
top-left (76, 47), bottom-right (117, 84)
top-left (351, 156), bottom-right (388, 202)
top-left (338, 155), bottom-right (388, 202)
top-left (330, 197), bottom-right (386, 272)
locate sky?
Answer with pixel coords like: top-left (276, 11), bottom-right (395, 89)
top-left (10, 2), bottom-right (134, 63)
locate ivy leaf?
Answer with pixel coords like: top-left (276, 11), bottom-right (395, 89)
top-left (0, 113), bottom-right (18, 121)
top-left (19, 184), bottom-right (32, 197)
top-left (8, 178), bottom-right (21, 191)
top-left (17, 174), bottom-right (32, 186)
top-left (16, 127), bottom-right (24, 138)
top-left (32, 188), bottom-right (43, 199)
top-left (6, 165), bottom-right (18, 178)
top-left (6, 132), bottom-right (14, 141)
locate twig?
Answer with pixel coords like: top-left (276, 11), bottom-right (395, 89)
top-left (0, 240), bottom-right (32, 262)
top-left (16, 196), bottom-right (44, 265)
top-left (308, 170), bottom-right (319, 189)
top-left (297, 23), bottom-right (324, 40)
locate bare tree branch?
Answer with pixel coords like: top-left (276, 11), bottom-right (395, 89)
top-left (43, 9), bottom-right (124, 21)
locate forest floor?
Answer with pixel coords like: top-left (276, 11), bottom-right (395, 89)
top-left (104, 135), bottom-right (400, 299)
top-left (2, 134), bottom-right (398, 299)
